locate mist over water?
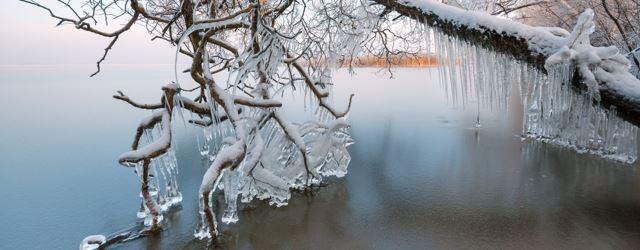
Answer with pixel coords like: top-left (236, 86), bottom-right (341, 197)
top-left (1, 66), bottom-right (640, 249)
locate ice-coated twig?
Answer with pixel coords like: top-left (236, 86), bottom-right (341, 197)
top-left (289, 60), bottom-right (355, 118)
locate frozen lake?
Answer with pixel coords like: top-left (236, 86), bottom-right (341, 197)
top-left (1, 65), bottom-right (640, 249)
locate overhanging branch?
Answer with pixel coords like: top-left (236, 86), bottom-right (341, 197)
top-left (372, 0), bottom-right (640, 126)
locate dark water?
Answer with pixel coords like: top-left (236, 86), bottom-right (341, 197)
top-left (1, 65), bottom-right (640, 249)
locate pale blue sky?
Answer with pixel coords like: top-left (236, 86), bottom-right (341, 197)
top-left (0, 1), bottom-right (175, 65)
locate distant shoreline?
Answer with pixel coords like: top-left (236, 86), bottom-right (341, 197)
top-left (302, 54), bottom-right (449, 68)
top-left (0, 55), bottom-right (446, 68)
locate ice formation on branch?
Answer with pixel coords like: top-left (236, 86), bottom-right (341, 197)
top-left (421, 8), bottom-right (638, 163)
top-left (114, 85), bottom-right (184, 229)
top-left (99, 0), bottom-right (371, 242)
top-left (390, 0), bottom-right (640, 127)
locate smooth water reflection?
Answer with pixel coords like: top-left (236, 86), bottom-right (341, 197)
top-left (1, 66), bottom-right (640, 249)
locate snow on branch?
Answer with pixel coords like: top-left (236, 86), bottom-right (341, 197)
top-left (199, 138), bottom-right (246, 195)
top-left (131, 112), bottom-right (163, 150)
top-left (545, 9), bottom-right (631, 100)
top-left (376, 0), bottom-right (565, 60)
top-left (118, 111), bottom-right (171, 164)
top-left (233, 95), bottom-right (282, 108)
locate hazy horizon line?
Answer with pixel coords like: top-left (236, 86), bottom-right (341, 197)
top-left (0, 63), bottom-right (183, 67)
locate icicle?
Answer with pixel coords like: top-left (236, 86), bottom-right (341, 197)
top-left (194, 192), bottom-right (214, 239)
top-left (216, 117), bottom-right (354, 210)
top-left (221, 168), bottom-right (239, 224)
top-left (519, 64), bottom-right (638, 162)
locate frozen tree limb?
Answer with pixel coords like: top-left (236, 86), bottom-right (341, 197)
top-left (119, 111), bottom-right (171, 164)
top-left (79, 235), bottom-right (106, 250)
top-left (373, 0), bottom-right (640, 126)
top-left (131, 112), bottom-right (163, 150)
top-left (199, 138), bottom-right (246, 239)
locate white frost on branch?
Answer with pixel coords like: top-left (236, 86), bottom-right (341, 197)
top-left (406, 0), bottom-right (640, 104)
top-left (119, 111), bottom-right (171, 164)
top-left (402, 0), bottom-right (566, 55)
top-left (538, 27), bottom-right (570, 38)
top-left (545, 9), bottom-right (630, 99)
top-left (200, 138), bottom-right (245, 194)
top-left (420, 6), bottom-right (638, 163)
top-left (139, 112), bottom-right (163, 128)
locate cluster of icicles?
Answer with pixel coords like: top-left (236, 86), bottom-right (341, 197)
top-left (81, 121), bottom-right (186, 249)
top-left (423, 25), bottom-right (638, 163)
top-left (123, 91), bottom-right (352, 242)
top-left (192, 104), bottom-right (353, 238)
top-left (79, 84), bottom-right (354, 250)
top-left (132, 125), bottom-right (183, 227)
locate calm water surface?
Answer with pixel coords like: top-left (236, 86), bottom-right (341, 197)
top-left (1, 65), bottom-right (640, 249)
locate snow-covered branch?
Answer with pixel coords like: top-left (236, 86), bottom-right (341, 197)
top-left (545, 9), bottom-right (631, 100)
top-left (119, 111), bottom-right (171, 164)
top-left (373, 0), bottom-right (640, 126)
